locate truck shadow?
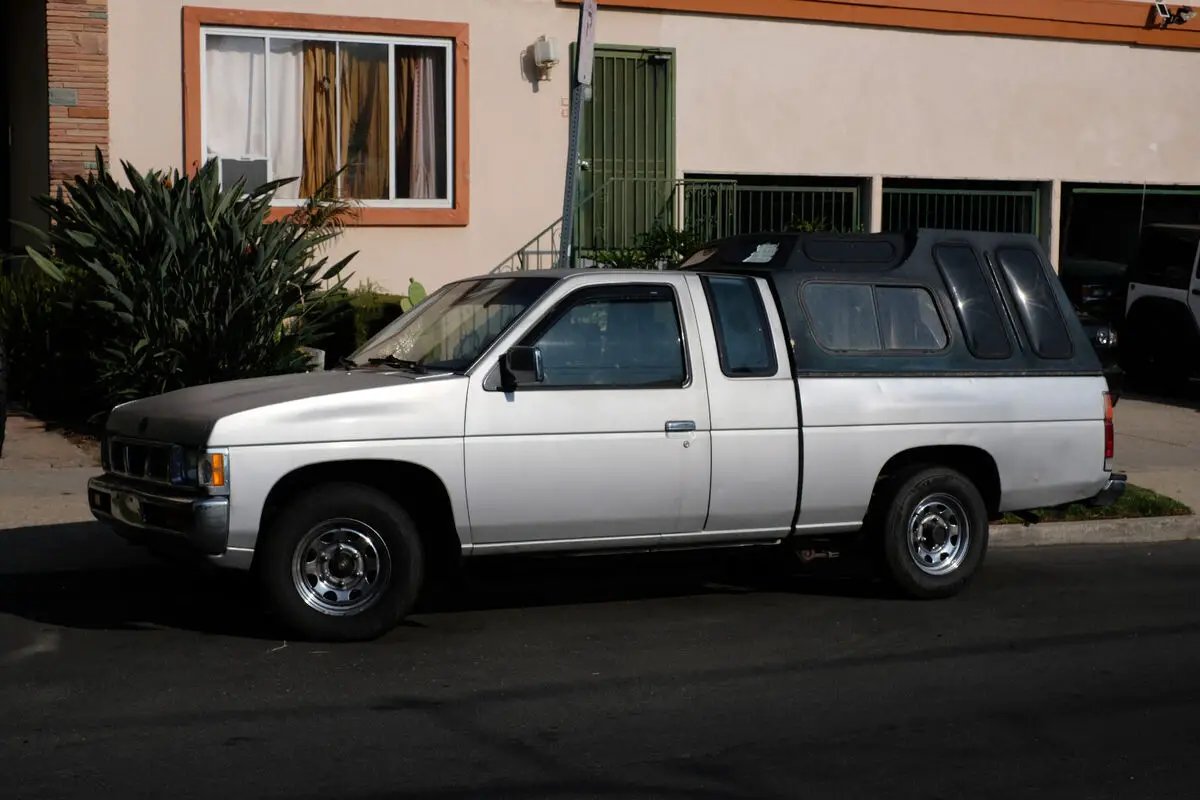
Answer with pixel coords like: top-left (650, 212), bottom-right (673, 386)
top-left (0, 522), bottom-right (887, 640)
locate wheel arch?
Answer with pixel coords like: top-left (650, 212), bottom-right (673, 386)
top-left (870, 445), bottom-right (1002, 521)
top-left (255, 459), bottom-right (464, 576)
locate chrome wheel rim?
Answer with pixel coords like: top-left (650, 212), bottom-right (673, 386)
top-left (906, 493), bottom-right (970, 576)
top-left (291, 519), bottom-right (392, 616)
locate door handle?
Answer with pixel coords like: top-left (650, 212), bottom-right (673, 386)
top-left (665, 420), bottom-right (696, 433)
top-left (1191, 288), bottom-right (1200, 296)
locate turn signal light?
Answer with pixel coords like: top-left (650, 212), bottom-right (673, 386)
top-left (199, 451), bottom-right (227, 487)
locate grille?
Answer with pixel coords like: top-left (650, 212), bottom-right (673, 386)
top-left (108, 438), bottom-right (175, 484)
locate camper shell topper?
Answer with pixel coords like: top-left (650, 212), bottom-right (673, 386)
top-left (679, 229), bottom-right (1104, 379)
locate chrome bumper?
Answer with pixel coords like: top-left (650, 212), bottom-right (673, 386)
top-left (1087, 472), bottom-right (1128, 508)
top-left (87, 474), bottom-right (230, 556)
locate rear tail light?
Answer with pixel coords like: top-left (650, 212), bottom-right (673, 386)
top-left (1103, 391), bottom-right (1114, 472)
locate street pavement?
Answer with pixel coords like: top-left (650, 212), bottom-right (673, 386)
top-left (1, 542), bottom-right (1199, 798)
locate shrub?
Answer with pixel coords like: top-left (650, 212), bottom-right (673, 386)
top-left (0, 255), bottom-right (100, 421)
top-left (588, 223), bottom-right (705, 270)
top-left (16, 148), bottom-right (357, 417)
top-left (320, 278), bottom-right (428, 368)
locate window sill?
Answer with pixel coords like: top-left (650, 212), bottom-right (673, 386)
top-left (265, 205), bottom-right (468, 227)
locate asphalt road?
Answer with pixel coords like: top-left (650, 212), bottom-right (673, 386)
top-left (2, 528), bottom-right (1200, 799)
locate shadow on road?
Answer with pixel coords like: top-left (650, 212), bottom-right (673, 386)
top-left (0, 522), bottom-right (886, 639)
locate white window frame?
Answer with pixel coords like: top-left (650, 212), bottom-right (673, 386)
top-left (199, 25), bottom-right (455, 209)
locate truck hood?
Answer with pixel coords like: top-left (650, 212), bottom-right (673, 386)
top-left (106, 369), bottom-right (463, 446)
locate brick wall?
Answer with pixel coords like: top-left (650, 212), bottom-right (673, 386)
top-left (46, 0), bottom-right (108, 197)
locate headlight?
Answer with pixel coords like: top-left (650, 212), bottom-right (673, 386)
top-left (170, 447), bottom-right (228, 487)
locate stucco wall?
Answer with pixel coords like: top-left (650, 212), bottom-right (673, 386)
top-left (108, 0), bottom-right (1200, 292)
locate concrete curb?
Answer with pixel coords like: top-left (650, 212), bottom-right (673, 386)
top-left (990, 514), bottom-right (1200, 548)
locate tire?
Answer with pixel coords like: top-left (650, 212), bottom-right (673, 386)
top-left (875, 465), bottom-right (989, 599)
top-left (257, 482), bottom-right (425, 642)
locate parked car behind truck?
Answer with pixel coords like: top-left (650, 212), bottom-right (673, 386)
top-left (1121, 223), bottom-right (1200, 392)
top-left (87, 229), bottom-right (1124, 642)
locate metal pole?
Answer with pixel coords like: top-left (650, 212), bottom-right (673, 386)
top-left (557, 0), bottom-right (597, 269)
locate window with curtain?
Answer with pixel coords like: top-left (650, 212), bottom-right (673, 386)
top-left (202, 28), bottom-right (452, 206)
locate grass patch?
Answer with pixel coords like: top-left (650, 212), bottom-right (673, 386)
top-left (999, 484), bottom-right (1192, 525)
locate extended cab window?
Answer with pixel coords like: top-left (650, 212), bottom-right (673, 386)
top-left (801, 283), bottom-right (947, 353)
top-left (524, 285), bottom-right (686, 388)
top-left (701, 275), bottom-right (777, 377)
top-left (994, 247), bottom-right (1073, 360)
top-left (933, 244), bottom-right (1012, 359)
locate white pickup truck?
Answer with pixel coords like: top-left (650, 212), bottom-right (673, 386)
top-left (88, 230), bottom-right (1125, 641)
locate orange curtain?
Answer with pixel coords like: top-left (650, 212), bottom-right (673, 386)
top-left (393, 50), bottom-right (416, 198)
top-left (300, 43), bottom-right (337, 198)
top-left (339, 43), bottom-right (389, 200)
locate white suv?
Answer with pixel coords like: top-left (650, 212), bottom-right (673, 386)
top-left (1122, 223), bottom-right (1200, 391)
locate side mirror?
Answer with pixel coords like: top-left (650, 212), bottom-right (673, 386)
top-left (499, 345), bottom-right (544, 391)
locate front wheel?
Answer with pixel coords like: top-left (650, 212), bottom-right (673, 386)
top-left (876, 466), bottom-right (988, 599)
top-left (258, 483), bottom-right (425, 642)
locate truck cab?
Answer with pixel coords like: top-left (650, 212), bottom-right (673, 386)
top-left (87, 229), bottom-right (1122, 642)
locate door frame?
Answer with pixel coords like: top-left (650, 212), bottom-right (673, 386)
top-left (570, 43), bottom-right (678, 253)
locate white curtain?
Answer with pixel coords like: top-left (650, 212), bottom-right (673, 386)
top-left (410, 51), bottom-right (441, 199)
top-left (204, 35), bottom-right (266, 159)
top-left (268, 40), bottom-right (304, 199)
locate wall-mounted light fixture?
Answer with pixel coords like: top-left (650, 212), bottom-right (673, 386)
top-left (533, 35), bottom-right (561, 81)
top-left (1155, 2), bottom-right (1195, 27)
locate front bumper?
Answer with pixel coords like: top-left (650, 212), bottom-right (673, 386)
top-left (87, 474), bottom-right (230, 556)
top-left (1087, 472), bottom-right (1128, 508)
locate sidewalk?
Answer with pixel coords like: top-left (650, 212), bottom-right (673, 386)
top-left (1112, 393), bottom-right (1200, 512)
top-left (0, 412), bottom-right (101, 530)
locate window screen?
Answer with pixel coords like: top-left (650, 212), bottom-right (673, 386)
top-left (875, 287), bottom-right (948, 351)
top-left (801, 282), bottom-right (948, 353)
top-left (802, 283), bottom-right (881, 352)
top-left (933, 244), bottom-right (1012, 359)
top-left (703, 275), bottom-right (777, 376)
top-left (994, 247), bottom-right (1073, 360)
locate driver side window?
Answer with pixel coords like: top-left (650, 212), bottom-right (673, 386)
top-left (523, 284), bottom-right (687, 388)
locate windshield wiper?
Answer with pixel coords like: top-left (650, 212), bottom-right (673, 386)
top-left (367, 355), bottom-right (427, 374)
top-left (339, 357), bottom-right (359, 369)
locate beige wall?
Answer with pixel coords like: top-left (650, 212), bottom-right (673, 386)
top-left (108, 0), bottom-right (1200, 292)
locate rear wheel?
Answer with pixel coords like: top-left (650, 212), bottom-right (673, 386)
top-left (258, 483), bottom-right (425, 642)
top-left (875, 466), bottom-right (988, 599)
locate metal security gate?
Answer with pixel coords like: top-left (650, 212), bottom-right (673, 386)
top-left (577, 45), bottom-right (676, 251)
top-left (882, 186), bottom-right (1040, 235)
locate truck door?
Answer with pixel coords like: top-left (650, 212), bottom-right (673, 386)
top-left (463, 274), bottom-right (713, 548)
top-left (683, 273), bottom-right (800, 540)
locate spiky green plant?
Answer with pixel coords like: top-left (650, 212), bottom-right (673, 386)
top-left (17, 147), bottom-right (358, 412)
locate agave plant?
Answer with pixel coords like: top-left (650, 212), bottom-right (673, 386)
top-left (18, 147), bottom-right (358, 412)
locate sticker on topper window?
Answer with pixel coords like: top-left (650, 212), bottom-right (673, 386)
top-left (742, 243), bottom-right (779, 264)
top-left (681, 247), bottom-right (718, 268)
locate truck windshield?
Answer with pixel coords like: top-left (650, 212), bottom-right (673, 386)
top-left (349, 276), bottom-right (560, 372)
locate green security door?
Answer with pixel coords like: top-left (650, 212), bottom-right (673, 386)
top-left (576, 45), bottom-right (676, 254)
